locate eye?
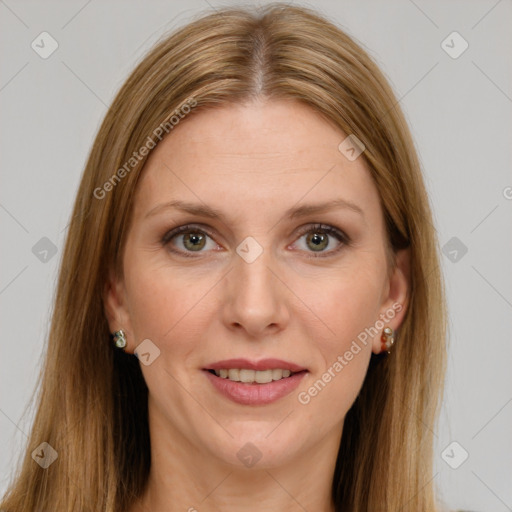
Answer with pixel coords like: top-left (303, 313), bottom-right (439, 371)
top-left (162, 223), bottom-right (350, 258)
top-left (162, 225), bottom-right (220, 257)
top-left (292, 224), bottom-right (350, 257)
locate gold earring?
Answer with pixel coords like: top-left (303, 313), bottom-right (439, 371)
top-left (381, 327), bottom-right (395, 354)
top-left (113, 329), bottom-right (127, 349)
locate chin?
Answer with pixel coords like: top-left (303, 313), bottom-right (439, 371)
top-left (204, 424), bottom-right (308, 470)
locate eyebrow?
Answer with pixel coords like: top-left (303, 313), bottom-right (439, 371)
top-left (145, 198), bottom-right (365, 220)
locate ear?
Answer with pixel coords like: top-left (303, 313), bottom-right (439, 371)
top-left (103, 269), bottom-right (134, 353)
top-left (372, 247), bottom-right (410, 354)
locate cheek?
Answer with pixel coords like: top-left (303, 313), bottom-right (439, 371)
top-left (295, 271), bottom-right (382, 417)
top-left (123, 254), bottom-right (219, 348)
top-left (126, 273), bottom-right (174, 339)
top-left (295, 259), bottom-right (386, 350)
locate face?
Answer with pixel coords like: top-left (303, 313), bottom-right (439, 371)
top-left (105, 99), bottom-right (409, 470)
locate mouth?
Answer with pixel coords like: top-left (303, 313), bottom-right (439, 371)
top-left (206, 368), bottom-right (306, 384)
top-left (204, 357), bottom-right (308, 383)
top-left (202, 358), bottom-right (308, 405)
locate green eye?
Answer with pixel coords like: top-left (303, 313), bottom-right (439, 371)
top-left (294, 224), bottom-right (349, 257)
top-left (305, 231), bottom-right (329, 251)
top-left (162, 225), bottom-right (216, 257)
top-left (182, 232), bottom-right (207, 251)
top-left (162, 223), bottom-right (350, 259)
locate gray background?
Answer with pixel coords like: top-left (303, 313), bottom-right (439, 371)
top-left (1, 1), bottom-right (511, 510)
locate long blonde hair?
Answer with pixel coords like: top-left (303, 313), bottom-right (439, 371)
top-left (1, 4), bottom-right (446, 511)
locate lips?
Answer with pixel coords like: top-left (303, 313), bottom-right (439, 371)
top-left (204, 358), bottom-right (307, 373)
top-left (203, 358), bottom-right (308, 405)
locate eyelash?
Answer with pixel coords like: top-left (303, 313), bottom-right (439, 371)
top-left (161, 223), bottom-right (351, 259)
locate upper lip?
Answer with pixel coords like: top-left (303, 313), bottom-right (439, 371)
top-left (205, 358), bottom-right (307, 372)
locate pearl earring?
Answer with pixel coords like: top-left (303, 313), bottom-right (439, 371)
top-left (113, 329), bottom-right (127, 349)
top-left (381, 327), bottom-right (395, 354)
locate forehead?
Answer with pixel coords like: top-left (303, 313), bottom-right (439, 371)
top-left (132, 100), bottom-right (381, 223)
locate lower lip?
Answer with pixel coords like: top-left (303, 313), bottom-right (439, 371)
top-left (203, 370), bottom-right (307, 405)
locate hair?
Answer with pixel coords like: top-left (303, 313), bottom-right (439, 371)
top-left (1, 3), bottom-right (446, 511)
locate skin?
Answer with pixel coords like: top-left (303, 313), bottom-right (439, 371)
top-left (104, 99), bottom-right (410, 512)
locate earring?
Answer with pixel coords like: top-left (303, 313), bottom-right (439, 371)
top-left (113, 329), bottom-right (127, 349)
top-left (381, 327), bottom-right (395, 354)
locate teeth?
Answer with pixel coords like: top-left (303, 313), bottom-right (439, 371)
top-left (228, 369), bottom-right (240, 381)
top-left (272, 368), bottom-right (282, 380)
top-left (255, 369), bottom-right (272, 383)
top-left (213, 368), bottom-right (294, 383)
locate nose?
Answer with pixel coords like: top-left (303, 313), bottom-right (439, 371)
top-left (221, 246), bottom-right (290, 338)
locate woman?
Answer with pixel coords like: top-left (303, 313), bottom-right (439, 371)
top-left (0, 3), bottom-right (447, 511)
